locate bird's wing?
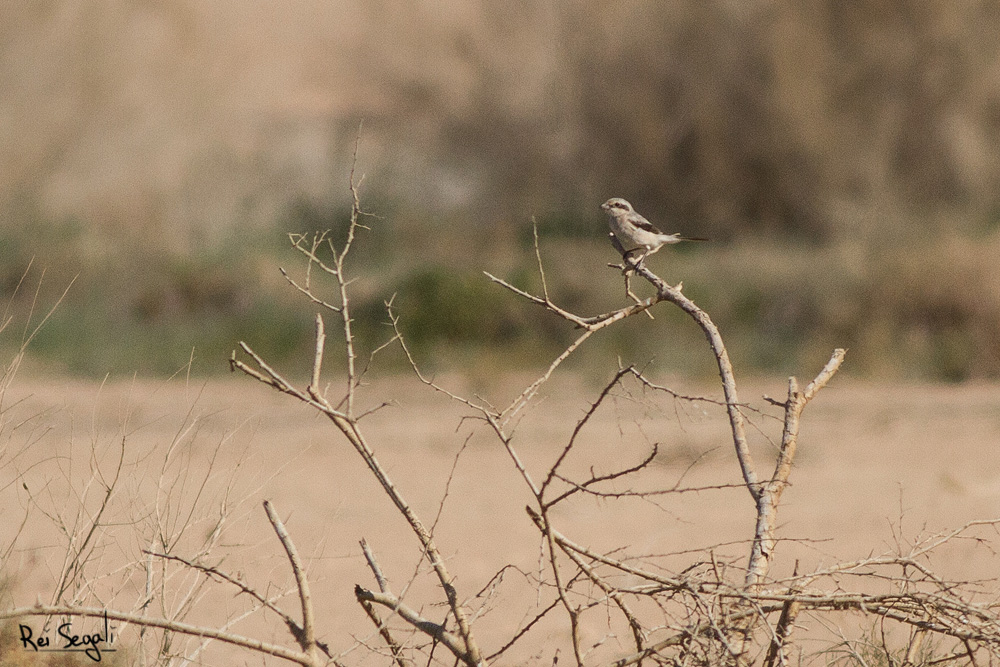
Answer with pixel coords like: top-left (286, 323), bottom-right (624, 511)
top-left (631, 215), bottom-right (664, 235)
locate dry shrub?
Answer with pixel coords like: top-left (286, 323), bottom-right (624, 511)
top-left (3, 175), bottom-right (1000, 664)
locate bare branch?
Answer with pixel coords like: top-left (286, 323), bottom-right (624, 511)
top-left (631, 263), bottom-right (760, 501)
top-left (546, 443), bottom-right (660, 507)
top-left (263, 500), bottom-right (321, 662)
top-left (142, 549), bottom-right (332, 659)
top-left (308, 313), bottom-right (325, 399)
top-left (358, 539), bottom-right (412, 667)
top-left (499, 328), bottom-right (594, 430)
top-left (356, 597), bottom-right (412, 667)
top-left (539, 366), bottom-right (634, 501)
top-left (485, 598), bottom-right (561, 662)
top-left (531, 217), bottom-right (551, 302)
top-left (763, 563), bottom-right (803, 667)
top-left (279, 266), bottom-right (342, 313)
top-left (230, 342), bottom-right (347, 418)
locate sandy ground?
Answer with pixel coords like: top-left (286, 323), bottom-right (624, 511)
top-left (3, 372), bottom-right (1000, 664)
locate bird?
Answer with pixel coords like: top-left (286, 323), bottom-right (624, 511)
top-left (600, 197), bottom-right (707, 268)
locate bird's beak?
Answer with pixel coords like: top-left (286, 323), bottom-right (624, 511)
top-left (599, 202), bottom-right (609, 211)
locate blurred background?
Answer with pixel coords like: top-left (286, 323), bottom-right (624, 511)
top-left (2, 0), bottom-right (999, 380)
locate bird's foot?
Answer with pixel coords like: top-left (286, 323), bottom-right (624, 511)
top-left (622, 249), bottom-right (646, 273)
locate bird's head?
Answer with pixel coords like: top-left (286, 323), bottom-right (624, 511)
top-left (600, 198), bottom-right (633, 214)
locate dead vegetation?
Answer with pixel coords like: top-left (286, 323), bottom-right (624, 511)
top-left (4, 170), bottom-right (1000, 665)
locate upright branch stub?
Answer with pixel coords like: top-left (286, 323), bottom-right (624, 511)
top-left (745, 348), bottom-right (846, 589)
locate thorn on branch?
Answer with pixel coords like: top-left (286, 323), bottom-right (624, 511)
top-left (762, 396), bottom-right (788, 408)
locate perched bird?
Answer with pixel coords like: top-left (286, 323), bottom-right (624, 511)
top-left (600, 197), bottom-right (707, 267)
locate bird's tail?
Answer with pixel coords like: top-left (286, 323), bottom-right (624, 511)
top-left (678, 236), bottom-right (710, 242)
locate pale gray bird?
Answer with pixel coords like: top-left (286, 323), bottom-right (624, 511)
top-left (600, 197), bottom-right (707, 266)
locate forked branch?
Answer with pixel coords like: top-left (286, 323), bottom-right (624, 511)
top-left (231, 156), bottom-right (483, 665)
